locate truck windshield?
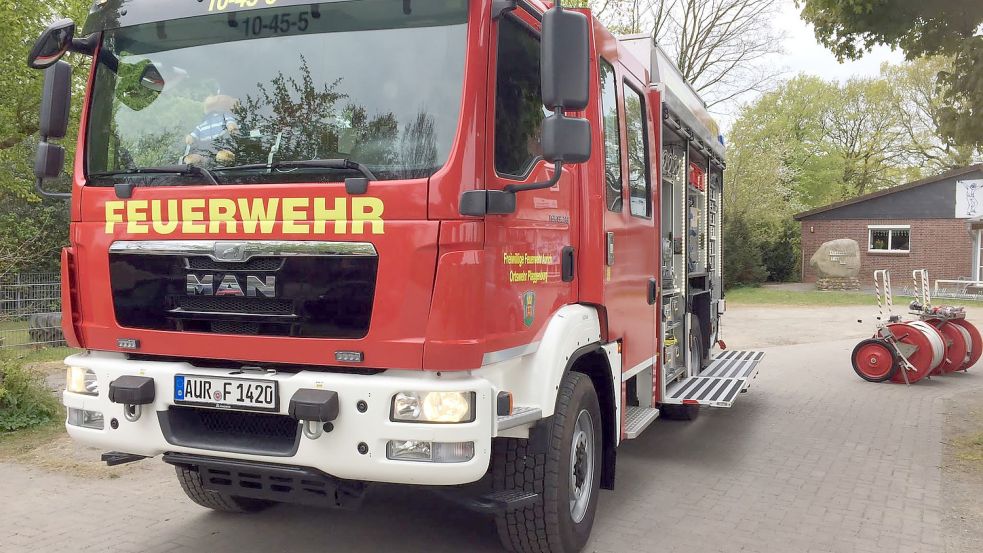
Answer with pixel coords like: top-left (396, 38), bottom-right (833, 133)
top-left (85, 0), bottom-right (468, 186)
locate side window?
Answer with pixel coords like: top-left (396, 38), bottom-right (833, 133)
top-left (494, 18), bottom-right (544, 178)
top-left (599, 59), bottom-right (623, 212)
top-left (624, 83), bottom-right (651, 218)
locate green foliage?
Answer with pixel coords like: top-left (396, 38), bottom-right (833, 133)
top-left (798, 0), bottom-right (983, 150)
top-left (0, 358), bottom-right (60, 432)
top-left (760, 219), bottom-right (800, 283)
top-left (723, 215), bottom-right (768, 288)
top-left (0, 1), bottom-right (92, 275)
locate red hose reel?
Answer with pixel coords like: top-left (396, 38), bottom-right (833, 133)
top-left (852, 270), bottom-right (980, 384)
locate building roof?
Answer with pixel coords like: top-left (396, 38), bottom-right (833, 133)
top-left (793, 164), bottom-right (983, 221)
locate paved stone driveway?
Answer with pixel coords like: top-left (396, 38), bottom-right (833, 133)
top-left (2, 313), bottom-right (980, 553)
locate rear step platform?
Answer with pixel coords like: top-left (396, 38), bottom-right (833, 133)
top-left (664, 350), bottom-right (764, 408)
top-left (700, 350), bottom-right (765, 379)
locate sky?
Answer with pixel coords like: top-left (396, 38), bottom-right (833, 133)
top-left (714, 1), bottom-right (905, 129)
top-left (775, 0), bottom-right (904, 84)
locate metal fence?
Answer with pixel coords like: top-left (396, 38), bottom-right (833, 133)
top-left (0, 273), bottom-right (65, 349)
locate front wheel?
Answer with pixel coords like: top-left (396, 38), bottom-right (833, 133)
top-left (493, 371), bottom-right (602, 553)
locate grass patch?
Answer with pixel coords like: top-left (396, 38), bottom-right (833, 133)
top-left (0, 416), bottom-right (64, 459)
top-left (726, 287), bottom-right (878, 306)
top-left (7, 346), bottom-right (77, 365)
top-left (955, 433), bottom-right (983, 464)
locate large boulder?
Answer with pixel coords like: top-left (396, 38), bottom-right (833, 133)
top-left (810, 238), bottom-right (861, 278)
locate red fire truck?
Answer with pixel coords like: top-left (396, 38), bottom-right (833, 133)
top-left (30, 0), bottom-right (763, 551)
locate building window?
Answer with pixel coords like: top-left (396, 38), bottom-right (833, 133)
top-left (494, 18), bottom-right (544, 179)
top-left (868, 225), bottom-right (911, 253)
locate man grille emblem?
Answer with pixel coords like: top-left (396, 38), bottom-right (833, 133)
top-left (187, 274), bottom-right (276, 298)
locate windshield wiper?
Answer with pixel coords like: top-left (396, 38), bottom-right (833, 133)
top-left (90, 164), bottom-right (219, 185)
top-left (215, 158), bottom-right (378, 181)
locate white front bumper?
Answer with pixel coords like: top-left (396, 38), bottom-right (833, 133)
top-left (63, 351), bottom-right (495, 486)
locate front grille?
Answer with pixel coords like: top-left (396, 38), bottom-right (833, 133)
top-left (159, 406), bottom-right (300, 457)
top-left (175, 296), bottom-right (294, 315)
top-left (187, 257), bottom-right (284, 271)
top-left (210, 321), bottom-right (262, 335)
top-left (110, 248), bottom-right (378, 339)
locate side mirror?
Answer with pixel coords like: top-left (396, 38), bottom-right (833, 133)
top-left (40, 61), bottom-right (73, 140)
top-left (542, 114), bottom-right (590, 163)
top-left (28, 19), bottom-right (76, 70)
top-left (541, 6), bottom-right (589, 111)
top-left (35, 143), bottom-right (66, 181)
top-left (35, 61), bottom-right (73, 200)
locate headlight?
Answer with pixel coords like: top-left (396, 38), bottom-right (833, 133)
top-left (66, 366), bottom-right (98, 396)
top-left (391, 391), bottom-right (475, 423)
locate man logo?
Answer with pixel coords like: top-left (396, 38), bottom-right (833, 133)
top-left (187, 274), bottom-right (276, 298)
top-left (214, 242), bottom-right (246, 261)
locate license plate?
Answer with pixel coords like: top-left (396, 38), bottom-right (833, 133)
top-left (174, 375), bottom-right (278, 412)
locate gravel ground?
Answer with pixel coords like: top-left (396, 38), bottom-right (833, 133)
top-left (1, 303), bottom-right (981, 553)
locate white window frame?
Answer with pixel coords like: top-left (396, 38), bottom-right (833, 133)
top-left (868, 224), bottom-right (911, 253)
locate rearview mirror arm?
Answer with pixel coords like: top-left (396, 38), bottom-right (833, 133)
top-left (504, 160), bottom-right (562, 194)
top-left (34, 177), bottom-right (71, 201)
top-left (70, 34), bottom-right (98, 56)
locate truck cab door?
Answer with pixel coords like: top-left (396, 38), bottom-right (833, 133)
top-left (598, 61), bottom-right (658, 391)
top-left (481, 11), bottom-right (580, 353)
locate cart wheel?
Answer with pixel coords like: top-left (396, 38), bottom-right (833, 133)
top-left (927, 319), bottom-right (969, 374)
top-left (851, 339), bottom-right (898, 382)
top-left (950, 319), bottom-right (983, 370)
top-left (885, 323), bottom-right (933, 384)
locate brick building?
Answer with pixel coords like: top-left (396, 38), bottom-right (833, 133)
top-left (794, 165), bottom-right (983, 283)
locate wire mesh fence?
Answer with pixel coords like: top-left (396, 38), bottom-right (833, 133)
top-left (0, 273), bottom-right (65, 349)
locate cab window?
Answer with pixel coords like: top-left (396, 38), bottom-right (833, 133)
top-left (494, 18), bottom-right (544, 178)
top-left (600, 59), bottom-right (623, 212)
top-left (624, 83), bottom-right (651, 218)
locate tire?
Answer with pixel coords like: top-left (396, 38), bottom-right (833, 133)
top-left (851, 338), bottom-right (898, 383)
top-left (689, 315), bottom-right (709, 372)
top-left (174, 466), bottom-right (275, 513)
top-left (659, 403), bottom-right (700, 421)
top-left (493, 371), bottom-right (602, 553)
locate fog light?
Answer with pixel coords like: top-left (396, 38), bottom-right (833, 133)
top-left (66, 367), bottom-right (98, 396)
top-left (387, 439), bottom-right (432, 461)
top-left (386, 440), bottom-right (474, 463)
top-left (67, 408), bottom-right (104, 430)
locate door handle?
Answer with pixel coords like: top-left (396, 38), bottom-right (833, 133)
top-left (561, 246), bottom-right (575, 283)
top-left (648, 278), bottom-right (658, 305)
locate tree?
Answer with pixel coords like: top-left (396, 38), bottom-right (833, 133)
top-left (797, 0), bottom-right (983, 151)
top-left (570, 0), bottom-right (784, 110)
top-left (820, 78), bottom-right (909, 197)
top-left (881, 57), bottom-right (981, 173)
top-left (0, 1), bottom-right (91, 275)
top-left (722, 215), bottom-right (767, 287)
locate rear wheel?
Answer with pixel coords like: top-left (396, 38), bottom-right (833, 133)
top-left (689, 315), bottom-right (709, 372)
top-left (493, 371), bottom-right (601, 553)
top-left (175, 466), bottom-right (276, 513)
